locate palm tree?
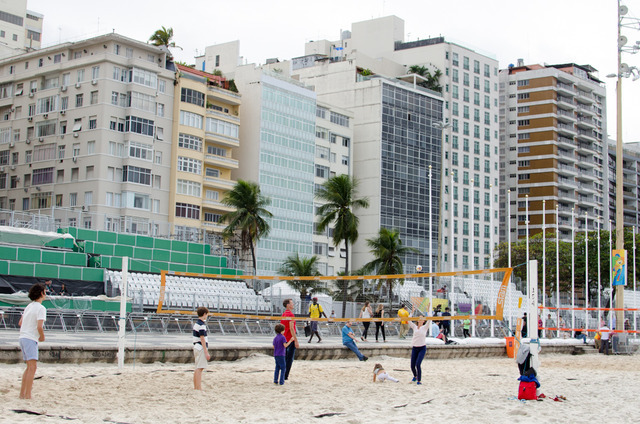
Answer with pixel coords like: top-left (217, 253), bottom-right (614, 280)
top-left (316, 175), bottom-right (369, 316)
top-left (362, 228), bottom-right (419, 304)
top-left (279, 253), bottom-right (327, 301)
top-left (148, 26), bottom-right (182, 50)
top-left (221, 180), bottom-right (272, 275)
top-left (408, 65), bottom-right (442, 93)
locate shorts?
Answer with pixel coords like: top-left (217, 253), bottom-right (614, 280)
top-left (19, 338), bottom-right (39, 361)
top-left (310, 321), bottom-right (318, 332)
top-left (193, 347), bottom-right (208, 369)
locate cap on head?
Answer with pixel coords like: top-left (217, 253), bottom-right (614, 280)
top-left (313, 297), bottom-right (318, 301)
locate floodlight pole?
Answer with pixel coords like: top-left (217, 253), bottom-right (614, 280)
top-left (118, 256), bottom-right (129, 369)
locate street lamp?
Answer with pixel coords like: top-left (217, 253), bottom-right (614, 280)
top-left (608, 1), bottom-right (640, 328)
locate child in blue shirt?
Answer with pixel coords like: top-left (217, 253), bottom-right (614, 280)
top-left (273, 323), bottom-right (292, 385)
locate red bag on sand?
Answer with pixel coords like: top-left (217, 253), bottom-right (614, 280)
top-left (518, 381), bottom-right (537, 400)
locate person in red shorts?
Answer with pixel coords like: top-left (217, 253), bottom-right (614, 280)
top-left (280, 298), bottom-right (299, 380)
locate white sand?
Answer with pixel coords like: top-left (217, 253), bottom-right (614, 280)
top-left (0, 353), bottom-right (638, 423)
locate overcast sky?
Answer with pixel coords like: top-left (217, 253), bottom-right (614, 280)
top-left (29, 0), bottom-right (640, 142)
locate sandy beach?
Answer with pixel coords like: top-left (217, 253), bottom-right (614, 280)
top-left (0, 352), bottom-right (638, 424)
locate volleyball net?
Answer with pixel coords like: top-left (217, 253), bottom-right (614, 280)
top-left (155, 267), bottom-right (513, 323)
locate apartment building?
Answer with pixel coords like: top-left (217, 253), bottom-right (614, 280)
top-left (169, 64), bottom-right (240, 242)
top-left (0, 33), bottom-right (175, 235)
top-left (499, 62), bottom-right (607, 242)
top-left (608, 140), bottom-right (640, 230)
top-left (312, 101), bottom-right (353, 276)
top-left (0, 0), bottom-right (43, 58)
top-left (297, 16), bottom-right (500, 272)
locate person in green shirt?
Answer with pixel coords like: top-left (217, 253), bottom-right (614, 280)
top-left (463, 317), bottom-right (471, 338)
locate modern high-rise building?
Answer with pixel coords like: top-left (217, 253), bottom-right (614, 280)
top-left (499, 62), bottom-right (607, 242)
top-left (291, 59), bottom-right (444, 274)
top-left (297, 16), bottom-right (500, 272)
top-left (169, 64), bottom-right (241, 244)
top-left (0, 33), bottom-right (175, 235)
top-left (607, 140), bottom-right (640, 231)
top-left (199, 46), bottom-right (318, 276)
top-left (0, 0), bottom-right (43, 58)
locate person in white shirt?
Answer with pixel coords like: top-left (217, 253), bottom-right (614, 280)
top-left (18, 283), bottom-right (47, 399)
top-left (599, 323), bottom-right (611, 355)
top-left (372, 363), bottom-right (399, 383)
top-left (408, 309), bottom-right (430, 385)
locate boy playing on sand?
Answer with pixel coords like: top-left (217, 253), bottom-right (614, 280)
top-left (273, 324), bottom-right (292, 385)
top-left (193, 307), bottom-right (210, 390)
top-left (372, 363), bottom-right (399, 383)
top-left (18, 283), bottom-right (46, 399)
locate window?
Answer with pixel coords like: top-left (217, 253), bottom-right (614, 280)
top-left (158, 79), bottom-right (165, 93)
top-left (178, 156), bottom-right (201, 174)
top-left (316, 165), bottom-right (329, 178)
top-left (180, 111), bottom-right (202, 129)
top-left (204, 212), bottom-right (221, 223)
top-left (77, 69), bottom-right (85, 83)
top-left (131, 67), bottom-right (157, 88)
top-left (128, 141), bottom-right (153, 160)
top-left (517, 93), bottom-right (530, 100)
top-left (89, 117), bottom-right (97, 130)
top-left (43, 76), bottom-right (58, 90)
top-left (87, 141), bottom-right (95, 154)
top-left (90, 91), bottom-right (98, 105)
top-left (452, 52), bottom-right (459, 66)
top-left (72, 119), bottom-right (82, 132)
top-left (341, 155), bottom-right (349, 166)
top-left (181, 88), bottom-right (205, 106)
top-left (75, 93), bottom-right (83, 107)
top-left (61, 96), bottom-right (68, 111)
top-left (205, 117), bottom-right (238, 138)
top-left (125, 116), bottom-right (154, 136)
top-left (330, 111), bottom-right (349, 127)
top-left (463, 56), bottom-right (469, 70)
top-left (122, 166), bottom-right (151, 185)
top-left (70, 193), bottom-right (77, 207)
top-left (130, 91), bottom-right (156, 112)
top-left (176, 179), bottom-right (201, 197)
top-left (35, 120), bottom-right (56, 137)
top-left (178, 133), bottom-right (202, 151)
top-left (175, 203), bottom-right (200, 219)
top-left (157, 103), bottom-right (164, 117)
top-left (205, 168), bottom-right (219, 178)
top-left (32, 167), bottom-right (54, 185)
top-left (91, 66), bottom-right (100, 80)
top-left (36, 95), bottom-right (57, 114)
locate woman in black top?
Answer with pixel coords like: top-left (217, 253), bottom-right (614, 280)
top-left (373, 304), bottom-right (386, 342)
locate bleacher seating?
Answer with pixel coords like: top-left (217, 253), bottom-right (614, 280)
top-left (107, 270), bottom-right (272, 313)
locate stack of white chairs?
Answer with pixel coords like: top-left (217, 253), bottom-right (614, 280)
top-left (106, 271), bottom-right (272, 312)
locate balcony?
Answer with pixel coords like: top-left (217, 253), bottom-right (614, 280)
top-left (557, 135), bottom-right (575, 149)
top-left (557, 95), bottom-right (576, 109)
top-left (576, 154), bottom-right (595, 168)
top-left (558, 148), bottom-right (575, 160)
top-left (203, 176), bottom-right (236, 190)
top-left (576, 129), bottom-right (596, 142)
top-left (576, 116), bottom-right (596, 129)
top-left (558, 163), bottom-right (576, 175)
top-left (576, 168), bottom-right (597, 181)
top-left (205, 131), bottom-right (239, 148)
top-left (577, 182), bottom-right (593, 193)
top-left (202, 198), bottom-right (234, 212)
top-left (576, 103), bottom-right (596, 116)
top-left (206, 85), bottom-right (241, 106)
top-left (556, 82), bottom-right (575, 96)
top-left (576, 89), bottom-right (595, 104)
top-left (558, 176), bottom-right (577, 189)
top-left (204, 154), bottom-right (239, 170)
top-left (203, 221), bottom-right (226, 232)
top-left (556, 108), bottom-right (575, 122)
top-left (577, 141), bottom-right (596, 154)
top-left (557, 122), bottom-right (576, 137)
top-left (206, 107), bottom-right (240, 123)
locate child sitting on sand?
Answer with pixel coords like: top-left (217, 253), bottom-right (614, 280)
top-left (273, 324), bottom-right (292, 385)
top-left (372, 363), bottom-right (399, 383)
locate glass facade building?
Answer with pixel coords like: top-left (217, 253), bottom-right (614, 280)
top-left (380, 82), bottom-right (443, 272)
top-left (255, 75), bottom-right (316, 274)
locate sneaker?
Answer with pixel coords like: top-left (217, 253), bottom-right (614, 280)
top-left (274, 382), bottom-right (278, 385)
top-left (279, 382), bottom-right (284, 385)
top-left (417, 382), bottom-right (422, 385)
top-left (362, 356), bottom-right (369, 361)
top-left (411, 377), bottom-right (417, 382)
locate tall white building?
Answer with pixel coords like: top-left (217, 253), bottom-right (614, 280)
top-left (298, 16), bottom-right (500, 272)
top-left (0, 0), bottom-right (43, 58)
top-left (0, 33), bottom-right (175, 234)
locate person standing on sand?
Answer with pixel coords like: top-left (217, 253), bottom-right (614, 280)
top-left (408, 311), bottom-right (429, 385)
top-left (397, 305), bottom-right (410, 339)
top-left (359, 301), bottom-right (373, 341)
top-left (280, 299), bottom-right (299, 380)
top-left (308, 297), bottom-right (327, 343)
top-left (192, 307), bottom-right (210, 390)
top-left (18, 283), bottom-right (46, 399)
top-left (373, 304), bottom-right (386, 342)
